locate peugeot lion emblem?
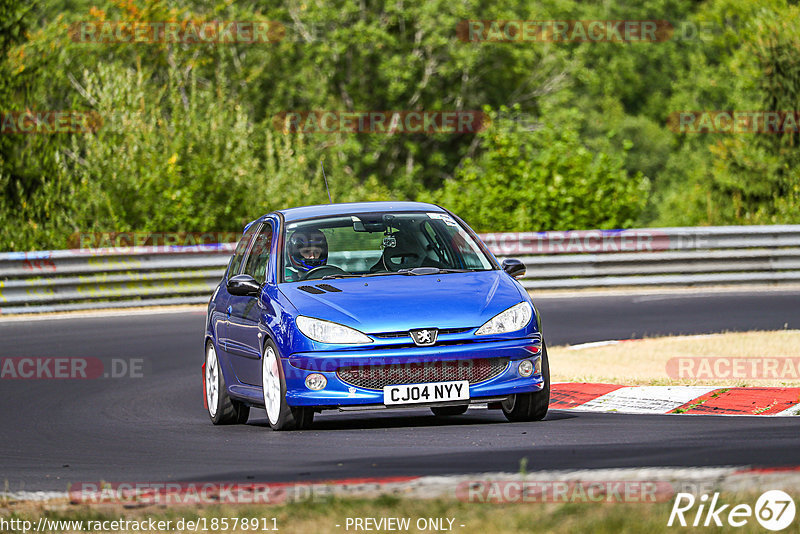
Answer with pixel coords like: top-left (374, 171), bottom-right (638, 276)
top-left (410, 328), bottom-right (438, 346)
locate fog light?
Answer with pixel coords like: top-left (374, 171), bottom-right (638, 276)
top-left (518, 360), bottom-right (534, 377)
top-left (305, 373), bottom-right (327, 390)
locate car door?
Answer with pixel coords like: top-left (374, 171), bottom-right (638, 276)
top-left (217, 222), bottom-right (259, 355)
top-left (225, 221), bottom-right (274, 386)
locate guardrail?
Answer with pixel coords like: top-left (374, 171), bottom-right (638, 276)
top-left (479, 226), bottom-right (800, 289)
top-left (2, 225), bottom-right (799, 314)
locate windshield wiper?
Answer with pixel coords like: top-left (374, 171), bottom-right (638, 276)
top-left (363, 271), bottom-right (415, 277)
top-left (321, 268), bottom-right (475, 280)
top-left (320, 272), bottom-right (414, 279)
top-left (397, 267), bottom-right (473, 275)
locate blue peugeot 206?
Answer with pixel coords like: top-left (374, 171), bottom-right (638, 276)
top-left (203, 201), bottom-right (549, 430)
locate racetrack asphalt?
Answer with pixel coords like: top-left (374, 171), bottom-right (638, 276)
top-left (1, 289), bottom-right (799, 491)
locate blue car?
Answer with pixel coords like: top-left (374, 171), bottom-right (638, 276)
top-left (203, 201), bottom-right (549, 430)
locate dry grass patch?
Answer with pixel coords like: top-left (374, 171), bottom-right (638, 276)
top-left (549, 330), bottom-right (800, 386)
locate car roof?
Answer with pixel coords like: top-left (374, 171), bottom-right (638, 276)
top-left (275, 201), bottom-right (446, 223)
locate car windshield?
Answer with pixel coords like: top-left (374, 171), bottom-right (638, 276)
top-left (281, 211), bottom-right (494, 282)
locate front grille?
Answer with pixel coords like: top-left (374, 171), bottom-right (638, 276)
top-left (372, 331), bottom-right (411, 339)
top-left (336, 357), bottom-right (509, 390)
top-left (372, 327), bottom-right (472, 339)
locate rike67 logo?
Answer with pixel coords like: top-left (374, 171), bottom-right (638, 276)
top-left (668, 490), bottom-right (796, 531)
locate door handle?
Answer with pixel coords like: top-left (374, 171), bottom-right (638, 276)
top-left (226, 305), bottom-right (232, 317)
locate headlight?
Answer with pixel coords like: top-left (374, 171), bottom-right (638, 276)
top-left (296, 316), bottom-right (372, 344)
top-left (475, 302), bottom-right (533, 336)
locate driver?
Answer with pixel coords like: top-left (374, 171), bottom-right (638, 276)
top-left (286, 229), bottom-right (328, 280)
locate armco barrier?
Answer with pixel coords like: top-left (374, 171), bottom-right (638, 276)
top-left (1, 225), bottom-right (799, 314)
top-left (0, 245), bottom-right (235, 314)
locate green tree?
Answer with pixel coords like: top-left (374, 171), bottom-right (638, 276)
top-left (434, 107), bottom-right (649, 232)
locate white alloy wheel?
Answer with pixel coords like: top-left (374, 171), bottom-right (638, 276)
top-left (263, 345), bottom-right (282, 425)
top-left (206, 344), bottom-right (219, 417)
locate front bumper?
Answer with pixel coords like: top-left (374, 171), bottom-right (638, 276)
top-left (282, 337), bottom-right (544, 407)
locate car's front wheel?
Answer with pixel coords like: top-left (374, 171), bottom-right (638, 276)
top-left (262, 339), bottom-right (314, 431)
top-left (501, 343), bottom-right (550, 422)
top-left (205, 342), bottom-right (250, 425)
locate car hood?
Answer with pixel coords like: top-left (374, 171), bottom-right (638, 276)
top-left (278, 270), bottom-right (529, 334)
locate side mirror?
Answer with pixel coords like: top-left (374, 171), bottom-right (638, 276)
top-left (227, 274), bottom-right (262, 297)
top-left (502, 258), bottom-right (526, 279)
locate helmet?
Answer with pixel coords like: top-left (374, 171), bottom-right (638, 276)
top-left (288, 229), bottom-right (328, 272)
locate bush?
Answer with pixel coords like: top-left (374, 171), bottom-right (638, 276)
top-left (435, 107), bottom-right (649, 232)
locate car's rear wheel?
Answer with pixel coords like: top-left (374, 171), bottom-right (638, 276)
top-left (262, 339), bottom-right (314, 431)
top-left (206, 342), bottom-right (250, 425)
top-left (501, 343), bottom-right (550, 422)
top-left (431, 405), bottom-right (469, 416)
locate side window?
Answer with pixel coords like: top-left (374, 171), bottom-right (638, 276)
top-left (228, 223), bottom-right (259, 277)
top-left (243, 223), bottom-right (273, 285)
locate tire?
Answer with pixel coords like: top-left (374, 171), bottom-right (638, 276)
top-left (431, 405), bottom-right (469, 416)
top-left (205, 341), bottom-right (250, 425)
top-left (501, 342), bottom-right (550, 422)
top-left (262, 339), bottom-right (314, 431)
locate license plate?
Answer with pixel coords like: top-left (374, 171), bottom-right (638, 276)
top-left (383, 380), bottom-right (470, 406)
